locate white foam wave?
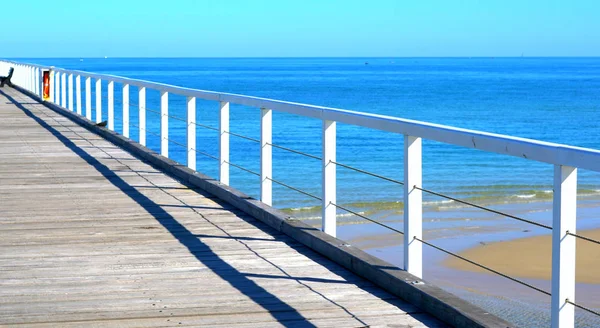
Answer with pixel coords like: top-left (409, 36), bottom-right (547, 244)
top-left (515, 194), bottom-right (536, 199)
top-left (424, 199), bottom-right (454, 205)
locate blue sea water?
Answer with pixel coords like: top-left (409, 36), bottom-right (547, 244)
top-left (20, 57), bottom-right (600, 216)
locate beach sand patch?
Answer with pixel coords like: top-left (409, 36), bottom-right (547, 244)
top-left (444, 229), bottom-right (600, 284)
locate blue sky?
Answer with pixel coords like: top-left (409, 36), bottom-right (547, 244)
top-left (2, 0), bottom-right (599, 57)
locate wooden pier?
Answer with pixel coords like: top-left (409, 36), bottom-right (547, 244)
top-left (0, 88), bottom-right (449, 327)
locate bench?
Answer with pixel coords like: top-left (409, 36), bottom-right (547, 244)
top-left (0, 67), bottom-right (14, 87)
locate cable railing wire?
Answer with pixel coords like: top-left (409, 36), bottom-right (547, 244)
top-left (330, 202), bottom-right (404, 235)
top-left (269, 142), bottom-right (322, 161)
top-left (267, 177), bottom-right (322, 201)
top-left (413, 185), bottom-right (552, 230)
top-left (196, 150), bottom-right (219, 161)
top-left (114, 116), bottom-right (219, 162)
top-left (96, 95), bottom-right (550, 232)
top-left (225, 160), bottom-right (260, 176)
top-left (82, 99), bottom-right (555, 234)
top-left (566, 231), bottom-right (600, 246)
top-left (226, 130), bottom-right (260, 143)
top-left (193, 121), bottom-right (219, 131)
top-left (413, 236), bottom-right (551, 296)
top-left (165, 137), bottom-right (187, 149)
top-left (332, 160), bottom-right (404, 186)
top-left (566, 299), bottom-right (600, 317)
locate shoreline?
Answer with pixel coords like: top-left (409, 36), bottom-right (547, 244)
top-left (443, 229), bottom-right (600, 284)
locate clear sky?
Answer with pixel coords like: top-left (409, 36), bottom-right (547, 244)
top-left (2, 0), bottom-right (599, 57)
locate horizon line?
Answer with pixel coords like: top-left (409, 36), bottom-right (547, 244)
top-left (5, 55), bottom-right (600, 59)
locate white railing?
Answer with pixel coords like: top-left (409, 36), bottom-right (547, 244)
top-left (2, 59), bottom-right (599, 327)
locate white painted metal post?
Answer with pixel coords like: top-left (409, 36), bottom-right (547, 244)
top-left (260, 108), bottom-right (273, 206)
top-left (29, 67), bottom-right (33, 92)
top-left (219, 101), bottom-right (230, 185)
top-left (122, 84), bottom-right (129, 137)
top-left (107, 81), bottom-right (114, 130)
top-left (24, 66), bottom-right (28, 91)
top-left (551, 165), bottom-right (577, 328)
top-left (61, 73), bottom-right (66, 107)
top-left (49, 70), bottom-right (55, 103)
top-left (76, 76), bottom-right (82, 115)
top-left (322, 120), bottom-right (337, 237)
top-left (95, 79), bottom-right (102, 123)
top-left (108, 81), bottom-right (117, 129)
top-left (85, 77), bottom-right (92, 120)
top-left (186, 97), bottom-right (196, 170)
top-left (404, 135), bottom-right (423, 278)
top-left (27, 66), bottom-right (31, 92)
top-left (68, 74), bottom-right (73, 111)
top-left (139, 87), bottom-right (146, 146)
top-left (35, 68), bottom-right (40, 96)
top-left (160, 91), bottom-right (169, 157)
top-left (54, 71), bottom-right (60, 104)
top-left (25, 66), bottom-right (29, 91)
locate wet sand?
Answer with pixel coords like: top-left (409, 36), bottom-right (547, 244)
top-left (444, 229), bottom-right (600, 284)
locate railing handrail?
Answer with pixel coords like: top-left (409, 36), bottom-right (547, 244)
top-left (3, 59), bottom-right (600, 172)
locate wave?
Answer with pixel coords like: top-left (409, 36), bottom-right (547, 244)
top-left (279, 187), bottom-right (600, 219)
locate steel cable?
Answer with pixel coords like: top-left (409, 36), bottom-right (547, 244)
top-left (566, 231), bottom-right (600, 246)
top-left (332, 161), bottom-right (404, 185)
top-left (330, 202), bottom-right (404, 235)
top-left (225, 161), bottom-right (260, 176)
top-left (414, 236), bottom-right (551, 296)
top-left (566, 299), bottom-right (600, 317)
top-left (413, 185), bottom-right (552, 230)
top-left (267, 177), bottom-right (322, 201)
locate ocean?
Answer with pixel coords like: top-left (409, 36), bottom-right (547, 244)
top-left (17, 57), bottom-right (600, 326)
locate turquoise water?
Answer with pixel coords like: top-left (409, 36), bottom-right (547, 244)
top-left (20, 57), bottom-right (600, 214)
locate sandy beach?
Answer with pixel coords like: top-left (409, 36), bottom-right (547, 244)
top-left (444, 229), bottom-right (600, 284)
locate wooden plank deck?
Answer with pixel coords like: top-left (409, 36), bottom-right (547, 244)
top-left (0, 88), bottom-right (445, 327)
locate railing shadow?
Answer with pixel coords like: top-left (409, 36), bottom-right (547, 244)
top-left (1, 88), bottom-right (427, 326)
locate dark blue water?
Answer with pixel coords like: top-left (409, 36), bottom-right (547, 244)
top-left (21, 57), bottom-right (600, 214)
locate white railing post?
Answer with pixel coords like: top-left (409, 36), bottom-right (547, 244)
top-left (122, 84), bottom-right (129, 137)
top-left (24, 65), bottom-right (28, 90)
top-left (139, 87), bottom-right (146, 146)
top-left (260, 108), bottom-right (272, 206)
top-left (95, 79), bottom-right (102, 123)
top-left (160, 91), bottom-right (169, 157)
top-left (27, 66), bottom-right (31, 91)
top-left (85, 77), bottom-right (92, 120)
top-left (32, 67), bottom-right (36, 93)
top-left (35, 68), bottom-right (40, 97)
top-left (219, 101), bottom-right (230, 185)
top-left (24, 66), bottom-right (28, 91)
top-left (322, 120), bottom-right (336, 237)
top-left (107, 81), bottom-right (114, 130)
top-left (68, 73), bottom-right (73, 111)
top-left (75, 75), bottom-right (82, 115)
top-left (61, 72), bottom-right (66, 107)
top-left (49, 70), bottom-right (55, 103)
top-left (54, 71), bottom-right (60, 104)
top-left (404, 135), bottom-right (423, 278)
top-left (551, 165), bottom-right (577, 328)
top-left (186, 96), bottom-right (196, 170)
top-left (33, 67), bottom-right (37, 93)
